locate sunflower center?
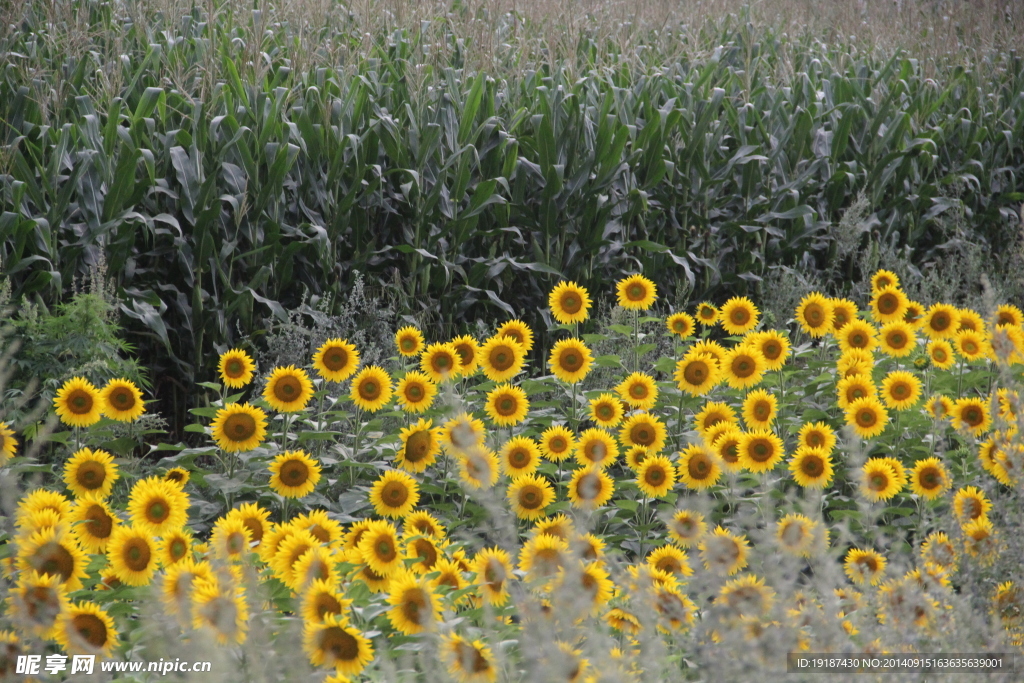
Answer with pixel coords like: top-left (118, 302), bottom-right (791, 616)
top-left (688, 455), bottom-right (710, 479)
top-left (963, 408), bottom-right (983, 426)
top-left (85, 505), bottom-right (113, 538)
top-left (801, 456), bottom-right (824, 477)
top-left (519, 486), bottom-right (542, 509)
top-left (273, 375), bottom-right (302, 402)
top-left (146, 499), bottom-right (169, 524)
top-left (497, 397), bottom-right (517, 416)
top-left (673, 320), bottom-right (687, 333)
top-left (281, 459), bottom-right (310, 485)
top-left (596, 404), bottom-right (614, 420)
top-left (561, 294), bottom-right (581, 314)
top-left (781, 522), bottom-right (807, 547)
top-left (892, 383), bottom-right (909, 399)
top-left (869, 474), bottom-right (889, 491)
top-left (576, 472), bottom-right (602, 501)
top-left (631, 424), bottom-right (654, 446)
top-left (484, 559), bottom-right (506, 587)
top-left (314, 593), bottom-right (343, 620)
top-left (858, 410), bottom-right (878, 427)
top-left (964, 499), bottom-right (981, 519)
top-left (963, 341), bottom-right (978, 354)
top-left (226, 359), bottom-right (245, 377)
top-left (684, 361), bottom-right (708, 384)
top-left (850, 332), bottom-right (867, 347)
top-left (490, 347), bottom-right (513, 371)
top-left (358, 380), bottom-right (379, 399)
top-left (32, 542), bottom-right (75, 581)
top-left (931, 313), bottom-right (951, 331)
top-left (733, 357), bottom-right (755, 378)
top-left (111, 388), bottom-right (135, 409)
top-left (67, 389), bottom-right (94, 415)
top-left (549, 437), bottom-right (567, 453)
top-left (750, 441), bottom-right (772, 462)
top-left (454, 345), bottom-right (473, 366)
top-left (455, 642), bottom-right (491, 673)
top-left (321, 626), bottom-right (360, 662)
top-left (560, 351), bottom-right (582, 371)
top-left (731, 309), bottom-right (750, 325)
top-left (25, 586), bottom-right (61, 624)
top-left (243, 518), bottom-right (264, 543)
top-left (753, 401), bottom-right (770, 420)
top-left (888, 332), bottom-right (907, 348)
top-left (402, 588), bottom-right (429, 625)
top-left (805, 304), bottom-right (825, 325)
top-left (76, 461), bottom-right (106, 489)
top-left (878, 293), bottom-right (899, 314)
top-left (646, 467), bottom-right (666, 486)
top-left (509, 448), bottom-right (530, 468)
top-left (400, 337), bottom-right (416, 352)
top-left (807, 432), bottom-right (823, 448)
top-left (919, 468), bottom-right (941, 490)
top-left (170, 538), bottom-right (189, 560)
top-left (382, 481), bottom-right (409, 507)
top-left (627, 284), bottom-right (645, 301)
top-left (224, 413), bottom-right (257, 441)
top-left (411, 539), bottom-right (437, 568)
top-left (584, 440), bottom-right (606, 463)
top-left (375, 538), bottom-right (396, 562)
top-left (405, 383), bottom-right (425, 401)
top-left (630, 384), bottom-right (648, 399)
top-left (405, 431), bottom-right (431, 461)
top-left (721, 442), bottom-right (739, 463)
top-left (432, 353), bottom-right (452, 372)
top-left (324, 348), bottom-right (349, 371)
top-left (124, 539), bottom-right (151, 571)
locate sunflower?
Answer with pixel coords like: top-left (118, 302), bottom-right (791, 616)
top-left (836, 375), bottom-right (877, 409)
top-left (694, 302), bottom-right (719, 327)
top-left (505, 474), bottom-right (554, 521)
top-left (677, 443), bottom-right (723, 489)
top-left (160, 526), bottom-right (196, 565)
top-left (303, 613), bottom-right (374, 675)
top-left (449, 335), bottom-right (481, 375)
top-left (396, 418), bottom-right (441, 472)
top-left (953, 486), bottom-right (991, 524)
top-left (587, 393), bottom-right (624, 428)
top-left (395, 326), bottom-right (425, 357)
top-left (485, 383), bottom-right (529, 427)
top-left (710, 427), bottom-right (744, 472)
top-left (619, 413), bottom-right (667, 453)
top-left (294, 509), bottom-right (344, 546)
top-left (402, 511), bottom-right (446, 541)
top-left (69, 495), bottom-right (118, 553)
top-left (11, 570), bottom-right (69, 638)
top-left (699, 527), bottom-right (749, 575)
top-left (870, 286), bottom-right (909, 324)
top-left (878, 320), bottom-right (916, 357)
top-left (646, 544), bottom-right (693, 579)
top-left (441, 412), bottom-right (487, 455)
top-left (616, 274), bottom-right (657, 310)
top-left (15, 489), bottom-right (72, 527)
top-left (290, 542), bottom-right (340, 590)
top-left (845, 396), bottom-right (888, 438)
top-left (269, 450), bottom-right (321, 498)
top-left (443, 634), bottom-right (497, 683)
top-left (830, 298), bottom-right (858, 330)
top-left (721, 347), bottom-right (766, 389)
top-left (386, 570), bottom-right (440, 635)
top-left (789, 447), bottom-right (834, 488)
top-left (605, 608), bottom-right (642, 635)
top-left (956, 307), bottom-right (985, 333)
top-left (615, 372), bottom-right (657, 411)
top-left (796, 421), bottom-right (835, 454)
top-left (567, 467), bottom-right (615, 509)
top-left (458, 449), bottom-right (500, 489)
top-left (498, 436), bottom-right (541, 477)
top-left (844, 548), bottom-right (887, 585)
top-left (53, 376), bottom-right (102, 428)
top-left (17, 527), bottom-right (89, 591)
top-left (927, 339), bottom-right (956, 369)
top-left (391, 372), bottom-right (436, 414)
top-left (907, 457), bottom-right (950, 500)
top-left (922, 303), bottom-right (960, 339)
top-left (876, 455), bottom-right (908, 490)
top-left (127, 476), bottom-right (189, 536)
top-left (837, 347), bottom-right (874, 377)
top-left (963, 517), bottom-right (998, 563)
top-left (218, 348), bottom-right (256, 388)
top-left (573, 428), bottom-right (619, 469)
top-left (403, 533), bottom-right (445, 574)
top-left (796, 292), bottom-right (834, 337)
top-left (694, 401), bottom-right (738, 436)
top-left (674, 353), bottom-right (720, 396)
top-left (518, 534), bottom-right (568, 579)
top-left (860, 459), bottom-right (902, 502)
top-left (0, 421), bottom-right (18, 463)
top-left (164, 467), bottom-right (190, 487)
top-left (738, 430), bottom-right (784, 473)
top-left (420, 342), bottom-right (462, 383)
top-left (666, 311), bottom-right (696, 339)
top-left (107, 525), bottom-right (158, 586)
top-left (742, 389), bottom-right (777, 430)
top-left (745, 330), bottom-right (791, 370)
top-left (539, 425), bottom-right (575, 462)
top-left (211, 402), bottom-right (268, 452)
top-left (62, 447), bottom-right (118, 499)
top-left (623, 444), bottom-right (651, 470)
top-left (369, 470), bottom-right (420, 519)
top-left (313, 338), bottom-right (360, 381)
top-left (301, 579), bottom-right (350, 624)
top-left (881, 370), bottom-right (922, 410)
top-left (226, 503), bottom-right (272, 547)
top-left (99, 378), bottom-right (145, 421)
top-left (665, 510), bottom-right (707, 548)
top-left (954, 329), bottom-right (990, 362)
top-left (548, 338), bottom-right (593, 384)
top-left (775, 514), bottom-right (817, 557)
top-left (555, 561), bottom-right (615, 617)
top-left (952, 396), bottom-right (991, 435)
top-left (923, 394), bottom-right (954, 421)
top-left (478, 335), bottom-right (526, 382)
top-left (55, 601), bottom-right (117, 657)
top-left (473, 547), bottom-right (514, 606)
top-left (871, 269), bottom-right (900, 293)
top-left (355, 520), bottom-right (402, 578)
top-left (996, 303), bottom-right (1024, 328)
top-left (263, 365), bottom-right (315, 413)
top-left (637, 454), bottom-right (676, 498)
top-left (349, 365), bottom-right (393, 412)
top-left (838, 319), bottom-right (878, 353)
top-left (716, 574), bottom-right (776, 621)
top-left (549, 281), bottom-right (592, 324)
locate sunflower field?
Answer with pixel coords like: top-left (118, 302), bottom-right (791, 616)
top-left (1, 268), bottom-right (1024, 682)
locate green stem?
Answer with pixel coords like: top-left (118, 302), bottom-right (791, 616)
top-left (632, 308), bottom-right (640, 373)
top-left (956, 358), bottom-right (966, 399)
top-left (350, 409), bottom-right (363, 486)
top-left (674, 388), bottom-right (687, 452)
top-left (281, 495), bottom-right (291, 524)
